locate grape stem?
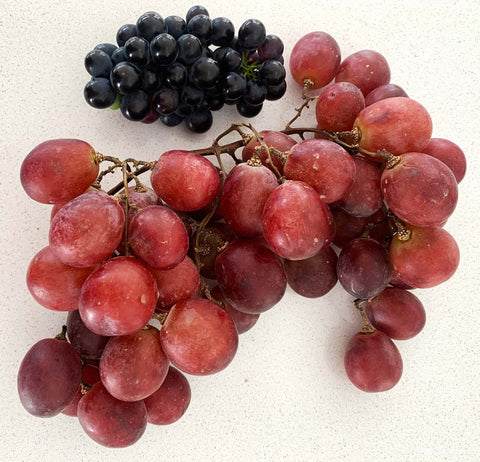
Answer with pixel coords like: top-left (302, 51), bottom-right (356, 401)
top-left (354, 299), bottom-right (375, 334)
top-left (284, 79), bottom-right (318, 130)
top-left (54, 325), bottom-right (68, 341)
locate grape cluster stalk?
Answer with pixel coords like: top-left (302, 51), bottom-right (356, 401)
top-left (18, 26), bottom-right (465, 448)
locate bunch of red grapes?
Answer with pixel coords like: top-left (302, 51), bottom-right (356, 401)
top-left (17, 29), bottom-right (465, 448)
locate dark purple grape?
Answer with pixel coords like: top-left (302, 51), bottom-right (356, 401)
top-left (210, 17), bottom-right (235, 46)
top-left (116, 24), bottom-right (137, 47)
top-left (259, 59), bottom-right (286, 86)
top-left (66, 309), bottom-right (110, 360)
top-left (165, 15), bottom-right (187, 39)
top-left (187, 14), bottom-right (212, 43)
top-left (141, 65), bottom-right (160, 92)
top-left (84, 78), bottom-right (116, 109)
top-left (337, 238), bottom-right (392, 299)
top-left (184, 109), bottom-right (212, 133)
top-left (177, 34), bottom-right (203, 64)
top-left (120, 90), bottom-right (150, 121)
top-left (94, 43), bottom-right (117, 57)
top-left (124, 36), bottom-right (150, 67)
top-left (110, 62), bottom-right (142, 95)
top-left (111, 46), bottom-right (127, 65)
top-left (258, 34), bottom-right (284, 60)
top-left (18, 338), bottom-right (82, 417)
top-left (266, 80), bottom-right (287, 100)
top-left (181, 85), bottom-right (204, 106)
top-left (150, 33), bottom-right (178, 66)
top-left (224, 72), bottom-right (246, 102)
top-left (136, 11), bottom-right (165, 41)
top-left (237, 100), bottom-right (263, 117)
top-left (160, 113), bottom-right (184, 127)
top-left (165, 62), bottom-right (187, 88)
top-left (244, 79), bottom-right (267, 106)
top-left (238, 19), bottom-right (266, 50)
top-left (189, 57), bottom-right (220, 89)
top-left (84, 49), bottom-right (112, 78)
top-left (213, 47), bottom-right (242, 72)
top-left (186, 5), bottom-right (209, 22)
top-left (153, 88), bottom-right (179, 115)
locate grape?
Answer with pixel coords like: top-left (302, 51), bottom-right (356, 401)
top-left (422, 138), bottom-right (467, 183)
top-left (283, 139), bottom-right (356, 204)
top-left (354, 97), bottom-right (433, 156)
top-left (144, 366), bottom-right (191, 425)
top-left (337, 238), bottom-right (391, 299)
top-left (284, 245), bottom-right (338, 298)
top-left (210, 17), bottom-right (235, 46)
top-left (151, 150), bottom-right (220, 211)
top-left (77, 382), bottom-right (147, 448)
top-left (190, 222), bottom-right (237, 279)
top-left (238, 19), bottom-right (266, 50)
top-left (364, 83), bottom-right (408, 106)
top-left (84, 49), bottom-right (112, 78)
top-left (153, 88), bottom-right (179, 115)
top-left (120, 90), bottom-right (150, 121)
top-left (335, 50), bottom-right (391, 96)
top-left (224, 72), bottom-right (247, 102)
top-left (136, 11), bottom-right (165, 41)
top-left (213, 47), bottom-right (241, 72)
top-left (210, 286), bottom-right (260, 334)
top-left (165, 15), bottom-right (186, 39)
top-left (111, 46), bottom-right (127, 65)
top-left (315, 82), bottom-right (365, 132)
top-left (150, 33), bottom-right (178, 66)
top-left (110, 62), bottom-right (142, 95)
top-left (181, 84), bottom-right (204, 105)
top-left (49, 190), bottom-right (125, 267)
top-left (116, 23), bottom-right (137, 47)
top-left (336, 156), bottom-right (382, 217)
top-left (215, 239), bottom-right (287, 313)
top-left (344, 330), bottom-right (403, 392)
top-left (220, 163), bottom-right (278, 238)
top-left (262, 181), bottom-right (332, 260)
top-left (161, 113), bottom-right (184, 127)
top-left (84, 78), bottom-right (117, 109)
top-left (20, 139), bottom-right (99, 204)
top-left (289, 31), bottom-right (341, 89)
top-left (100, 325), bottom-right (169, 401)
top-left (18, 338), bottom-right (82, 417)
top-left (332, 207), bottom-right (382, 248)
top-left (187, 14), bottom-right (212, 43)
top-left (124, 36), bottom-right (150, 67)
top-left (389, 225), bottom-right (459, 288)
top-left (243, 79), bottom-right (267, 106)
top-left (165, 62), bottom-right (187, 88)
top-left (177, 33), bottom-right (203, 64)
top-left (236, 100), bottom-right (263, 118)
top-left (266, 80), bottom-right (287, 101)
top-left (258, 34), bottom-right (284, 61)
top-left (186, 5), bottom-right (209, 22)
top-left (94, 43), bottom-right (117, 56)
top-left (258, 60), bottom-right (286, 86)
top-left (381, 152), bottom-right (458, 227)
top-left (365, 288), bottom-right (426, 340)
top-left (66, 310), bottom-right (109, 360)
top-left (242, 130), bottom-right (296, 175)
top-left (189, 57), bottom-right (220, 89)
top-left (160, 298), bottom-right (238, 375)
top-left (118, 186), bottom-right (161, 223)
top-left (26, 246), bottom-right (96, 311)
top-left (79, 256), bottom-right (158, 336)
top-left (150, 256), bottom-right (200, 311)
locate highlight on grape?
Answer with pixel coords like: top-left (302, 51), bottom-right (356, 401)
top-left (18, 5), bottom-right (465, 448)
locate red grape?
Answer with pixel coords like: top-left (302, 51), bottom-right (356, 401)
top-left (144, 366), bottom-right (191, 425)
top-left (151, 150), bottom-right (220, 211)
top-left (422, 138), bottom-right (466, 183)
top-left (344, 330), bottom-right (403, 392)
top-left (100, 325), bottom-right (169, 401)
top-left (66, 310), bottom-right (110, 360)
top-left (150, 256), bottom-right (200, 311)
top-left (284, 139), bottom-right (355, 203)
top-left (315, 82), bottom-right (365, 132)
top-left (242, 130), bottom-right (297, 175)
top-left (210, 286), bottom-right (260, 334)
top-left (365, 288), bottom-right (426, 340)
top-left (26, 246), bottom-right (97, 311)
top-left (364, 83), bottom-right (408, 106)
top-left (17, 338), bottom-right (82, 417)
top-left (381, 152), bottom-right (458, 227)
top-left (336, 156), bottom-right (382, 217)
top-left (289, 31), bottom-right (341, 89)
top-left (262, 181), bottom-right (331, 260)
top-left (79, 256), bottom-right (158, 336)
top-left (335, 50), bottom-right (391, 96)
top-left (337, 238), bottom-right (391, 299)
top-left (215, 239), bottom-right (287, 313)
top-left (284, 245), bottom-right (338, 298)
top-left (129, 205), bottom-right (189, 270)
top-left (221, 163), bottom-right (278, 238)
top-left (77, 382), bottom-right (147, 448)
top-left (20, 139), bottom-right (99, 204)
top-left (389, 225), bottom-right (459, 288)
top-left (160, 298), bottom-right (238, 375)
top-left (49, 190), bottom-right (125, 267)
top-left (354, 97), bottom-right (433, 156)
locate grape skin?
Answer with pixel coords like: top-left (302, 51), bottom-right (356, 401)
top-left (422, 137), bottom-right (467, 183)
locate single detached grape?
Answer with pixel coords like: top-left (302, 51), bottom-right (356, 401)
top-left (20, 139), bottom-right (99, 204)
top-left (345, 330), bottom-right (403, 392)
top-left (18, 338), bottom-right (82, 417)
top-left (160, 298), bottom-right (239, 375)
top-left (289, 31), bottom-right (341, 89)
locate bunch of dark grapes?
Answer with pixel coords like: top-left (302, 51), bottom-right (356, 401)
top-left (18, 26), bottom-right (466, 448)
top-left (84, 6), bottom-right (287, 133)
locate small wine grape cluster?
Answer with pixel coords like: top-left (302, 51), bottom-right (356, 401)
top-left (19, 29), bottom-right (465, 448)
top-left (84, 5), bottom-right (286, 132)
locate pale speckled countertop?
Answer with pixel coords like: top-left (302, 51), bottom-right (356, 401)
top-left (1, 0), bottom-right (479, 461)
